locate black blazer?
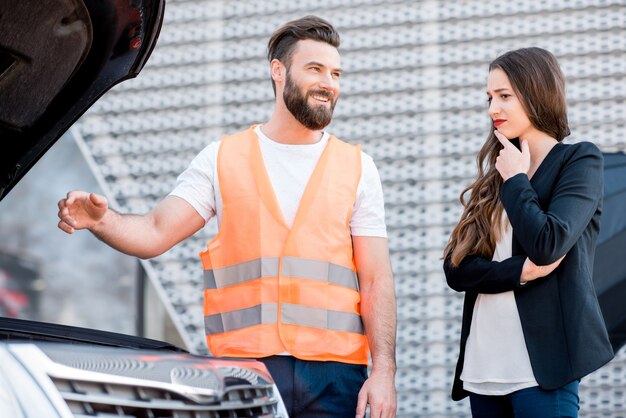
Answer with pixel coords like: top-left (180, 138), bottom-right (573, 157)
top-left (445, 141), bottom-right (614, 401)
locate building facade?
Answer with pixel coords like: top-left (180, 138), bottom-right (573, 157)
top-left (72, 1), bottom-right (626, 416)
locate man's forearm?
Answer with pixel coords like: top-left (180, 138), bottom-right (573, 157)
top-left (351, 236), bottom-right (398, 417)
top-left (360, 271), bottom-right (397, 373)
top-left (89, 209), bottom-right (165, 259)
top-left (85, 195), bottom-right (205, 259)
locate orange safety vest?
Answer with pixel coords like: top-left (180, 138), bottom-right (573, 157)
top-left (199, 126), bottom-right (369, 365)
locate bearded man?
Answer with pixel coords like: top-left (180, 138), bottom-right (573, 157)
top-left (57, 16), bottom-right (397, 418)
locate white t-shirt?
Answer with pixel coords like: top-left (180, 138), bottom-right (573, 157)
top-left (170, 125), bottom-right (387, 237)
top-left (461, 218), bottom-right (538, 395)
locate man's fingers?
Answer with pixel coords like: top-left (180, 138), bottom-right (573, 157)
top-left (89, 192), bottom-right (107, 208)
top-left (355, 388), bottom-right (367, 418)
top-left (65, 190), bottom-right (90, 206)
top-left (369, 403), bottom-right (382, 418)
top-left (58, 204), bottom-right (72, 220)
top-left (58, 204), bottom-right (79, 230)
top-left (57, 220), bottom-right (74, 234)
top-left (370, 409), bottom-right (380, 418)
top-left (65, 191), bottom-right (78, 205)
top-left (372, 398), bottom-right (395, 418)
top-left (385, 406), bottom-right (398, 418)
top-left (383, 405), bottom-right (396, 418)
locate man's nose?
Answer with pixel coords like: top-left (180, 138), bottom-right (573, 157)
top-left (318, 72), bottom-right (337, 91)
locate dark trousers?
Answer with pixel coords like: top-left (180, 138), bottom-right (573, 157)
top-left (469, 380), bottom-right (580, 418)
top-left (258, 355), bottom-right (367, 418)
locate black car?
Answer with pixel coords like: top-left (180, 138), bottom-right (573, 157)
top-left (0, 1), bottom-right (287, 416)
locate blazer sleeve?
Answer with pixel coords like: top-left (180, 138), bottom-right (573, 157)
top-left (499, 142), bottom-right (603, 265)
top-left (444, 254), bottom-right (526, 294)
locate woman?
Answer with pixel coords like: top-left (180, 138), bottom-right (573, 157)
top-left (443, 47), bottom-right (614, 417)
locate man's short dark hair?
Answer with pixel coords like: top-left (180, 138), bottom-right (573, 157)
top-left (267, 15), bottom-right (340, 94)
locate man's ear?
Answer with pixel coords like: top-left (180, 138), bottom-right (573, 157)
top-left (270, 59), bottom-right (285, 84)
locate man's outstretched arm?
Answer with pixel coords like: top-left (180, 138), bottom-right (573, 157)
top-left (58, 191), bottom-right (205, 259)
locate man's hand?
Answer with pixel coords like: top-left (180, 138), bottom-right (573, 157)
top-left (521, 256), bottom-right (565, 283)
top-left (57, 191), bottom-right (108, 234)
top-left (494, 130), bottom-right (531, 181)
top-left (356, 369), bottom-right (397, 418)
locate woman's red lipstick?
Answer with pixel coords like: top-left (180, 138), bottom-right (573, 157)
top-left (493, 119), bottom-right (506, 127)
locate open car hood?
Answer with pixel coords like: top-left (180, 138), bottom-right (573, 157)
top-left (0, 0), bottom-right (165, 201)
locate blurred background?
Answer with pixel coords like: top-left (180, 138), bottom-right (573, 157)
top-left (1, 0), bottom-right (625, 416)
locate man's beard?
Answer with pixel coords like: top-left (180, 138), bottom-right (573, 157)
top-left (283, 73), bottom-right (337, 130)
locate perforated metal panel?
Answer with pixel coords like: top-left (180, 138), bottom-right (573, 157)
top-left (72, 1), bottom-right (626, 416)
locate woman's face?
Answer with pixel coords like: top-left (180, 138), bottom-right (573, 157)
top-left (487, 68), bottom-right (534, 140)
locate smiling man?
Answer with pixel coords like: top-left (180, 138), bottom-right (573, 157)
top-left (57, 15), bottom-right (397, 418)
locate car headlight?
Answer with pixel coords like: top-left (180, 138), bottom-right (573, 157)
top-left (0, 346), bottom-right (62, 418)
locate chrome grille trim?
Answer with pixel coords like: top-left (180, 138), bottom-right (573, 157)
top-left (52, 377), bottom-right (281, 416)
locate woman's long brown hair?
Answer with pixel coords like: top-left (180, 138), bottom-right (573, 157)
top-left (443, 47), bottom-right (570, 267)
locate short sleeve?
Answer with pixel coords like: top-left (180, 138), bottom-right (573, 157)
top-left (350, 152), bottom-right (388, 237)
top-left (169, 141), bottom-right (220, 223)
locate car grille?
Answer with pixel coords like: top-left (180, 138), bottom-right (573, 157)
top-left (51, 376), bottom-right (280, 418)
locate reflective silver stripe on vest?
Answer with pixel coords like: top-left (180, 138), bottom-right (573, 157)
top-left (205, 256), bottom-right (358, 290)
top-left (281, 256), bottom-right (358, 290)
top-left (281, 303), bottom-right (365, 335)
top-left (204, 304), bottom-right (278, 335)
top-left (204, 257), bottom-right (280, 289)
top-left (204, 303), bottom-right (364, 335)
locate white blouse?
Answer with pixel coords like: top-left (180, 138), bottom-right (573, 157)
top-left (460, 218), bottom-right (538, 395)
